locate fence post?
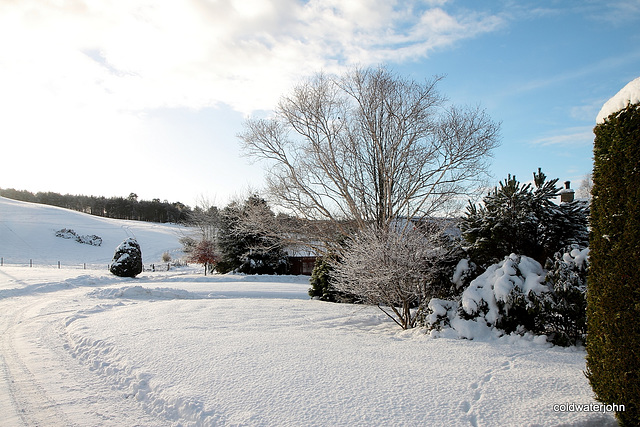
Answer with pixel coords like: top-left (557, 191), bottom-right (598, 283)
top-left (1, 257), bottom-right (3, 266)
top-left (30, 259), bottom-right (32, 267)
top-left (58, 261), bottom-right (61, 269)
top-left (84, 263), bottom-right (86, 270)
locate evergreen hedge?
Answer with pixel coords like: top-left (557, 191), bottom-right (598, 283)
top-left (586, 102), bottom-right (640, 426)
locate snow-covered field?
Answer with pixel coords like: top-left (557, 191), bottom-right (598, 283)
top-left (0, 196), bottom-right (187, 268)
top-left (0, 197), bottom-right (618, 426)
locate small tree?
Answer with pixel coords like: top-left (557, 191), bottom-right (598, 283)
top-left (331, 225), bottom-right (443, 329)
top-left (308, 254), bottom-right (359, 303)
top-left (188, 239), bottom-right (218, 275)
top-left (586, 102), bottom-right (640, 426)
top-left (308, 256), bottom-right (336, 301)
top-left (540, 245), bottom-right (588, 346)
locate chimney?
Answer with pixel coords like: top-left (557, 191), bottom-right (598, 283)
top-left (560, 180), bottom-right (575, 203)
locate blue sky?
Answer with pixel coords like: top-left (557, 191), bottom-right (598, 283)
top-left (1, 0), bottom-right (639, 208)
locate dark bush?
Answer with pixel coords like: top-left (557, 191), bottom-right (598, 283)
top-left (109, 238), bottom-right (143, 278)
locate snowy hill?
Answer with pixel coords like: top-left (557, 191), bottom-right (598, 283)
top-left (0, 196), bottom-right (189, 267)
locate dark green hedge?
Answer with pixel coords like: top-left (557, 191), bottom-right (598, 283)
top-left (586, 102), bottom-right (640, 426)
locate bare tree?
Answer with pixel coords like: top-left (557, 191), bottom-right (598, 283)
top-left (239, 66), bottom-right (500, 236)
top-left (330, 224), bottom-right (445, 329)
top-left (187, 195), bottom-right (221, 242)
top-left (576, 173), bottom-right (593, 201)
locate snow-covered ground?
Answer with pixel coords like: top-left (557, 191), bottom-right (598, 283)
top-left (0, 197), bottom-right (619, 426)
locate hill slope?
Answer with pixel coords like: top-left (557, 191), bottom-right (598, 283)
top-left (0, 196), bottom-right (189, 267)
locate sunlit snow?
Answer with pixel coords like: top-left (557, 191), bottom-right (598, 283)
top-left (596, 76), bottom-right (640, 124)
top-left (0, 197), bottom-right (618, 426)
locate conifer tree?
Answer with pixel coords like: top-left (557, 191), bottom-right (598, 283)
top-left (461, 169), bottom-right (588, 267)
top-left (217, 196), bottom-right (288, 274)
top-left (586, 102), bottom-right (640, 426)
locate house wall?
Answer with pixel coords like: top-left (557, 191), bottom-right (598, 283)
top-left (288, 256), bottom-right (316, 275)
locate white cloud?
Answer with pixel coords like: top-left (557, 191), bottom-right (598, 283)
top-left (531, 127), bottom-right (594, 146)
top-left (0, 0), bottom-right (504, 114)
top-left (0, 0), bottom-right (504, 204)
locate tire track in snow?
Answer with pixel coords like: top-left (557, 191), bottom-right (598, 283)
top-left (0, 298), bottom-right (73, 426)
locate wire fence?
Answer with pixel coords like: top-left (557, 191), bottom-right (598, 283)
top-left (0, 257), bottom-right (178, 272)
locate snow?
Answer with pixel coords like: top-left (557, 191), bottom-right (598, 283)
top-left (452, 258), bottom-right (470, 288)
top-left (563, 247), bottom-right (589, 269)
top-left (0, 197), bottom-right (618, 426)
top-left (596, 76), bottom-right (640, 124)
top-left (461, 254), bottom-right (548, 326)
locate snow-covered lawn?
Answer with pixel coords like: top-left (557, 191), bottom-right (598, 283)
top-left (0, 266), bottom-right (617, 426)
top-left (0, 196), bottom-right (619, 426)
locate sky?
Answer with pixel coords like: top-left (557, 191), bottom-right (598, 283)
top-left (1, 0), bottom-right (639, 209)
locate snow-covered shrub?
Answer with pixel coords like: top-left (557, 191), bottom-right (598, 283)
top-left (331, 226), bottom-right (441, 329)
top-left (539, 245), bottom-right (588, 346)
top-left (426, 249), bottom-right (591, 347)
top-left (55, 228), bottom-right (102, 246)
top-left (460, 254), bottom-right (548, 334)
top-left (109, 238), bottom-right (143, 278)
top-left (418, 257), bottom-right (476, 328)
top-left (425, 249), bottom-right (592, 347)
top-left (425, 298), bottom-right (459, 331)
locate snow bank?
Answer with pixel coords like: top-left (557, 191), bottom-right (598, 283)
top-left (596, 76), bottom-right (640, 123)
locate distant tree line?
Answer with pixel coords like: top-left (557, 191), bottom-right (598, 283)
top-left (0, 188), bottom-right (191, 223)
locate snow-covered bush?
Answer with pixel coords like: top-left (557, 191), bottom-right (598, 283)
top-left (109, 238), bottom-right (143, 278)
top-left (460, 254), bottom-right (548, 334)
top-left (331, 226), bottom-right (443, 329)
top-left (540, 245), bottom-right (588, 346)
top-left (426, 248), bottom-right (590, 347)
top-left (425, 298), bottom-right (459, 331)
